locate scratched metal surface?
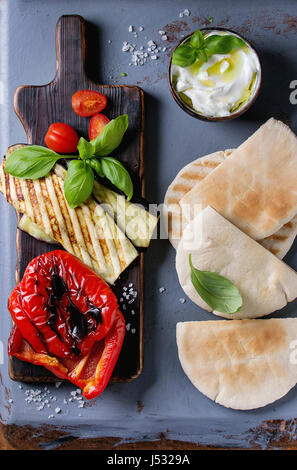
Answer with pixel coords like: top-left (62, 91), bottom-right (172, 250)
top-left (1, 0), bottom-right (297, 450)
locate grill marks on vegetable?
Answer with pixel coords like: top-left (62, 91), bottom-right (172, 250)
top-left (47, 268), bottom-right (103, 355)
top-left (0, 157), bottom-right (138, 284)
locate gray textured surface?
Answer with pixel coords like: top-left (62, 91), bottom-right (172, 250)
top-left (1, 0), bottom-right (297, 448)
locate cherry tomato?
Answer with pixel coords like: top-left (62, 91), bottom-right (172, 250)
top-left (89, 113), bottom-right (110, 140)
top-left (72, 90), bottom-right (107, 117)
top-left (45, 123), bottom-right (79, 154)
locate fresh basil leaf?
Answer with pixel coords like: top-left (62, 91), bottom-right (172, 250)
top-left (4, 145), bottom-right (62, 179)
top-left (100, 157), bottom-right (133, 201)
top-left (64, 160), bottom-right (94, 208)
top-left (204, 34), bottom-right (246, 55)
top-left (190, 30), bottom-right (204, 49)
top-left (86, 158), bottom-right (104, 178)
top-left (92, 114), bottom-right (129, 157)
top-left (77, 137), bottom-right (94, 160)
top-left (197, 49), bottom-right (208, 63)
top-left (172, 43), bottom-right (197, 67)
top-left (189, 254), bottom-right (242, 314)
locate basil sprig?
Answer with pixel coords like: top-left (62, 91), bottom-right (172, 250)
top-left (100, 157), bottom-right (133, 201)
top-left (4, 114), bottom-right (133, 208)
top-left (4, 145), bottom-right (64, 179)
top-left (92, 114), bottom-right (129, 156)
top-left (172, 29), bottom-right (246, 67)
top-left (64, 160), bottom-right (94, 209)
top-left (189, 254), bottom-right (242, 314)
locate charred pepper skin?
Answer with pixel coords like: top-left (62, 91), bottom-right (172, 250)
top-left (7, 251), bottom-right (126, 399)
top-left (8, 250), bottom-right (118, 359)
top-left (81, 310), bottom-right (126, 399)
top-left (8, 310), bottom-right (125, 398)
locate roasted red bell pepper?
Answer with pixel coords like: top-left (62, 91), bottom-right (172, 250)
top-left (7, 250), bottom-right (126, 399)
top-left (8, 250), bottom-right (118, 359)
top-left (8, 310), bottom-right (125, 399)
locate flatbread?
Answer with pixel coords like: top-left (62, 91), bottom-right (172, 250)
top-left (177, 319), bottom-right (297, 410)
top-left (164, 150), bottom-right (232, 249)
top-left (176, 206), bottom-right (297, 319)
top-left (261, 217), bottom-right (297, 259)
top-left (180, 119), bottom-right (297, 240)
top-left (164, 149), bottom-right (297, 257)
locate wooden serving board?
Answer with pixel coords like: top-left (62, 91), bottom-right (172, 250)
top-left (9, 15), bottom-right (144, 383)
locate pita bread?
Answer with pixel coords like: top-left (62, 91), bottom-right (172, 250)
top-left (164, 150), bottom-right (232, 249)
top-left (176, 206), bottom-right (297, 319)
top-left (261, 217), bottom-right (297, 259)
top-left (164, 149), bottom-right (297, 257)
top-left (180, 119), bottom-right (297, 240)
top-left (176, 318), bottom-right (297, 410)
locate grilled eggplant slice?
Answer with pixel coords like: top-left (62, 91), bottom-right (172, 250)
top-left (92, 181), bottom-right (158, 248)
top-left (0, 146), bottom-right (138, 284)
top-left (5, 145), bottom-right (158, 248)
top-left (18, 214), bottom-right (57, 244)
top-left (54, 164), bottom-right (158, 248)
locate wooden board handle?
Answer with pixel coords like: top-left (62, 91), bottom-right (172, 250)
top-left (55, 15), bottom-right (87, 84)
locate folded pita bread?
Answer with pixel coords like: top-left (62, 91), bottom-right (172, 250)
top-left (176, 206), bottom-right (297, 319)
top-left (177, 319), bottom-right (297, 410)
top-left (164, 150), bottom-right (231, 249)
top-left (164, 149), bottom-right (297, 257)
top-left (261, 217), bottom-right (297, 259)
top-left (164, 150), bottom-right (297, 259)
top-left (180, 119), bottom-right (297, 240)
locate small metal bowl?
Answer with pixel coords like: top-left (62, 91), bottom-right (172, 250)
top-left (168, 28), bottom-right (262, 122)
